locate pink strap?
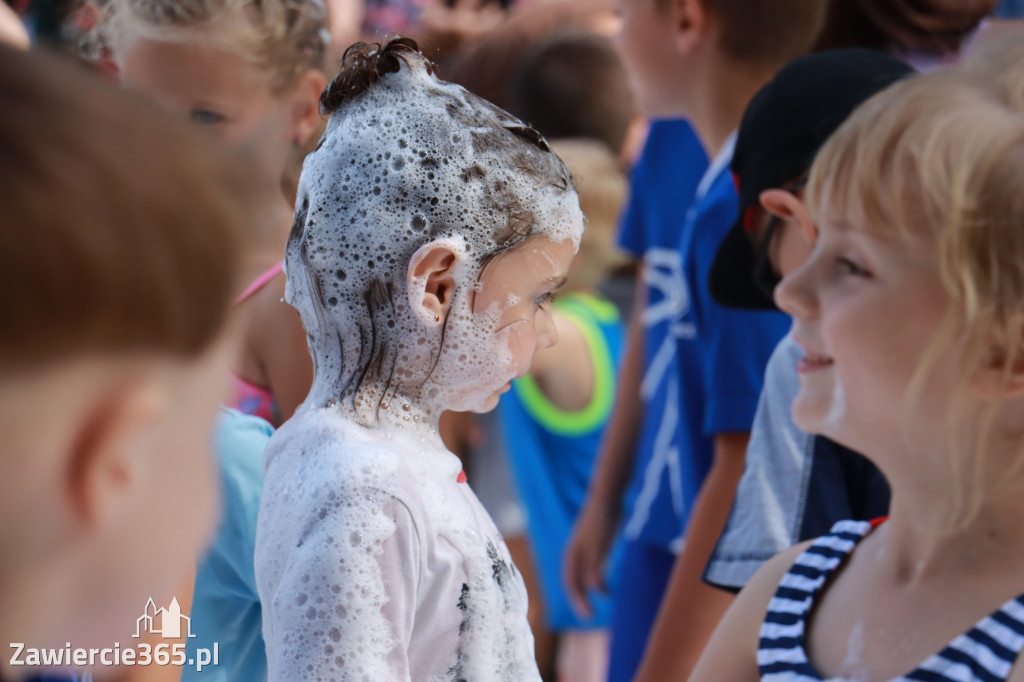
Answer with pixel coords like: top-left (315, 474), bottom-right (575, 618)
top-left (234, 261), bottom-right (284, 305)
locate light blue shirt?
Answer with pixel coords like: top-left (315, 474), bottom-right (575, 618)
top-left (183, 409), bottom-right (272, 681)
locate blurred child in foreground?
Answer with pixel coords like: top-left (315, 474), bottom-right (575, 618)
top-left (0, 45), bottom-right (248, 680)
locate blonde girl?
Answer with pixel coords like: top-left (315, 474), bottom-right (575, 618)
top-left (107, 0), bottom-right (331, 425)
top-left (692, 57), bottom-right (1024, 682)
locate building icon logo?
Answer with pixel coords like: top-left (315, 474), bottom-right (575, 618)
top-left (134, 598), bottom-right (195, 639)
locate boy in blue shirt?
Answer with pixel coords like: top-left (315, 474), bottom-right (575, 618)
top-left (567, 2), bottom-right (827, 681)
top-left (564, 119), bottom-right (708, 682)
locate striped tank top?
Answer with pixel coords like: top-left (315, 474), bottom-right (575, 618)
top-left (759, 519), bottom-right (1024, 681)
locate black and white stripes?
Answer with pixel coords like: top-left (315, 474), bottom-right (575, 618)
top-left (757, 519), bottom-right (1024, 681)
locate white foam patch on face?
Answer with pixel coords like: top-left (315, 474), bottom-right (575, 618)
top-left (426, 298), bottom-right (519, 412)
top-left (822, 368), bottom-right (849, 436)
top-left (284, 50), bottom-right (582, 420)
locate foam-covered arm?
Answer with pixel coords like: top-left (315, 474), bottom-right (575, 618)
top-left (262, 491), bottom-right (420, 682)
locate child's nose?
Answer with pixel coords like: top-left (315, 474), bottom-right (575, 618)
top-left (774, 258), bottom-right (818, 320)
top-left (536, 308), bottom-right (559, 350)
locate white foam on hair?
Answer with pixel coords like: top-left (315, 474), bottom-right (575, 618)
top-left (287, 47), bottom-right (582, 419)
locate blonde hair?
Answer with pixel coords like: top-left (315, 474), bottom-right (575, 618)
top-left (805, 67), bottom-right (1024, 527)
top-left (104, 0), bottom-right (330, 91)
top-left (959, 28), bottom-right (1024, 111)
top-left (549, 139), bottom-right (629, 293)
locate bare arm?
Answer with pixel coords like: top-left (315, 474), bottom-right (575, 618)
top-left (563, 284), bottom-right (646, 617)
top-left (528, 312), bottom-right (592, 412)
top-left (689, 540), bottom-right (810, 682)
top-left (632, 431), bottom-right (750, 682)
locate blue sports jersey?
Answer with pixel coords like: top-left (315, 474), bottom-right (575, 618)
top-left (183, 408), bottom-right (271, 681)
top-left (621, 129), bottom-right (787, 550)
top-left (498, 293), bottom-right (625, 630)
top-left (670, 135), bottom-right (788, 538)
top-left (616, 119), bottom-right (709, 550)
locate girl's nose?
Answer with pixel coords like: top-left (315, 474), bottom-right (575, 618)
top-left (774, 258), bottom-right (819, 321)
top-left (535, 307), bottom-right (559, 350)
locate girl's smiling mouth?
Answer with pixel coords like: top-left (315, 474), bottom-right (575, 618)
top-left (792, 335), bottom-right (834, 373)
top-left (797, 353), bottom-right (834, 373)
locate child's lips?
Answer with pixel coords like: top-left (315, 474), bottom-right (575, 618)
top-left (797, 353), bottom-right (834, 373)
top-left (793, 335), bottom-right (834, 373)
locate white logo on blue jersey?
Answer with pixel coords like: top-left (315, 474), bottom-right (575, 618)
top-left (625, 247), bottom-right (693, 549)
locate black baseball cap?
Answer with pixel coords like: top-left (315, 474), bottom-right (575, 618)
top-left (709, 49), bottom-right (915, 310)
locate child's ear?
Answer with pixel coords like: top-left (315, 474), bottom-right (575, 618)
top-left (671, 0), bottom-right (709, 54)
top-left (288, 70), bottom-right (328, 146)
top-left (67, 377), bottom-right (165, 531)
top-left (407, 240), bottom-right (463, 325)
top-left (760, 188), bottom-right (817, 245)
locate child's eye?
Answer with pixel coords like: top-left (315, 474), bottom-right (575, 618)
top-left (190, 109), bottom-right (226, 125)
top-left (535, 291), bottom-right (556, 308)
top-left (837, 257), bottom-right (870, 277)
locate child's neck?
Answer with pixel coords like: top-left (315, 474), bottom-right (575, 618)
top-left (686, 60), bottom-right (772, 160)
top-left (321, 379), bottom-right (444, 441)
top-left (881, 482), bottom-right (1024, 583)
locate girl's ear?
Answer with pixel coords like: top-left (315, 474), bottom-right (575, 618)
top-left (67, 377), bottom-right (165, 531)
top-left (288, 70), bottom-right (328, 146)
top-left (407, 240), bottom-right (465, 325)
top-left (760, 188), bottom-right (817, 245)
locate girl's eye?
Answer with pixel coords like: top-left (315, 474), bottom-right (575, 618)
top-left (535, 291), bottom-right (556, 308)
top-left (837, 257), bottom-right (870, 277)
top-left (190, 109), bottom-right (226, 124)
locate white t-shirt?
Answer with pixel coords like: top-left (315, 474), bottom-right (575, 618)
top-left (255, 408), bottom-right (540, 682)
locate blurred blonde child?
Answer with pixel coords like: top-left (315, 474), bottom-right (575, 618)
top-left (105, 0), bottom-right (330, 426)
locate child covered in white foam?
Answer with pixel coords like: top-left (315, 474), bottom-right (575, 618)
top-left (254, 37), bottom-right (583, 681)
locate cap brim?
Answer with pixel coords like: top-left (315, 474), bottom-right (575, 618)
top-left (708, 218), bottom-right (778, 311)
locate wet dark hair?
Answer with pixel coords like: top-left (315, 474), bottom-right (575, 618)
top-left (319, 38), bottom-right (428, 114)
top-left (288, 37), bottom-right (578, 419)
